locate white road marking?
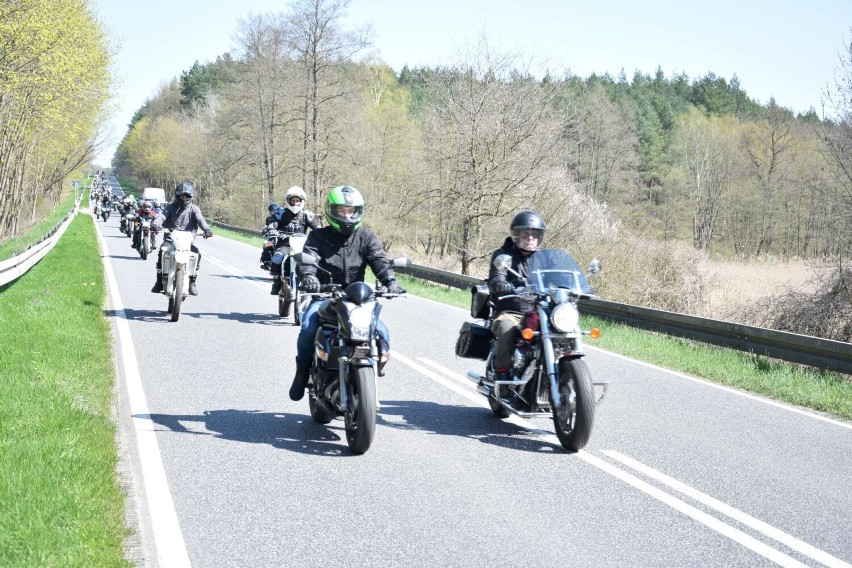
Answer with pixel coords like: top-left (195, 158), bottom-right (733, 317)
top-left (601, 450), bottom-right (852, 568)
top-left (396, 352), bottom-right (829, 568)
top-left (96, 222), bottom-right (191, 567)
top-left (415, 357), bottom-right (478, 391)
top-left (205, 254), bottom-right (269, 292)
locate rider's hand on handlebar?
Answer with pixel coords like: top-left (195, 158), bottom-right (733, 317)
top-left (385, 279), bottom-right (405, 295)
top-left (203, 229), bottom-right (213, 239)
top-left (494, 281), bottom-right (514, 296)
top-left (300, 275), bottom-right (320, 293)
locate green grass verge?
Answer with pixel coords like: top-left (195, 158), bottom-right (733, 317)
top-left (0, 176), bottom-right (85, 261)
top-left (213, 229), bottom-right (852, 421)
top-left (209, 222), bottom-right (264, 247)
top-left (394, 274), bottom-right (852, 421)
top-left (0, 214), bottom-right (130, 567)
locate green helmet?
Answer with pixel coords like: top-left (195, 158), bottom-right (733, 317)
top-left (325, 185), bottom-right (364, 235)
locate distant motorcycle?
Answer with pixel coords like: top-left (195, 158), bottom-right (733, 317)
top-left (100, 204), bottom-right (110, 222)
top-left (135, 218), bottom-right (154, 260)
top-left (156, 229), bottom-right (203, 322)
top-left (460, 250), bottom-right (606, 452)
top-left (295, 252), bottom-right (410, 455)
top-left (273, 232), bottom-right (308, 324)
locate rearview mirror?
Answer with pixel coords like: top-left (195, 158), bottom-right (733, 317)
top-left (390, 256), bottom-right (411, 269)
top-left (493, 254), bottom-right (512, 270)
top-left (587, 258), bottom-right (602, 276)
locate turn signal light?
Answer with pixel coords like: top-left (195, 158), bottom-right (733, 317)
top-left (521, 328), bottom-right (535, 341)
top-left (589, 328), bottom-right (602, 339)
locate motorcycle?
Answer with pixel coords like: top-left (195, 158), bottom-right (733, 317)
top-left (260, 229), bottom-right (277, 271)
top-left (101, 203), bottom-right (110, 222)
top-left (295, 252), bottom-right (410, 455)
top-left (92, 200), bottom-right (101, 217)
top-left (273, 232), bottom-right (308, 324)
top-left (460, 250), bottom-right (607, 452)
top-left (135, 218), bottom-right (154, 260)
top-left (156, 229), bottom-right (202, 322)
top-left (125, 213), bottom-right (136, 238)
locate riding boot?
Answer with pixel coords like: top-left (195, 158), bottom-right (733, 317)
top-left (289, 364), bottom-right (311, 401)
top-left (188, 277), bottom-right (198, 296)
top-left (271, 276), bottom-right (282, 295)
top-left (151, 274), bottom-right (163, 293)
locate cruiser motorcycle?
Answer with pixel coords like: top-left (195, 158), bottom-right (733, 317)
top-left (295, 252), bottom-right (410, 455)
top-left (459, 250), bottom-right (606, 452)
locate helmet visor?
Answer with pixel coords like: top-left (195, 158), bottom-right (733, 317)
top-left (511, 227), bottom-right (544, 251)
top-left (329, 204), bottom-right (363, 224)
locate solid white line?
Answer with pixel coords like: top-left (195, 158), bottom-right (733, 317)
top-left (394, 353), bottom-right (816, 568)
top-left (96, 221), bottom-right (191, 567)
top-left (415, 357), bottom-right (478, 391)
top-left (601, 450), bottom-right (852, 568)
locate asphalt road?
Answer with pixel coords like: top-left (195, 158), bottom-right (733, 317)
top-left (93, 211), bottom-right (852, 568)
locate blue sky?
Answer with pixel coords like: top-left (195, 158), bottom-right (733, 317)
top-left (92, 0), bottom-right (852, 166)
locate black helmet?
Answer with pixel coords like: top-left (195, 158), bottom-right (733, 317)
top-left (267, 202), bottom-right (279, 214)
top-left (510, 210), bottom-right (546, 252)
top-left (175, 182), bottom-right (194, 202)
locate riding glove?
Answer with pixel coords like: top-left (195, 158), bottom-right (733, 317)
top-left (494, 281), bottom-right (514, 295)
top-left (385, 279), bottom-right (405, 294)
top-left (301, 275), bottom-right (321, 293)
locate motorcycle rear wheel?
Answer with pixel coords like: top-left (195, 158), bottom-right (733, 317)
top-left (344, 366), bottom-right (377, 455)
top-left (171, 271), bottom-right (184, 322)
top-left (553, 358), bottom-right (595, 452)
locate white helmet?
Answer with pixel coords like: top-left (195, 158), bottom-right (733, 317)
top-left (284, 186), bottom-right (306, 214)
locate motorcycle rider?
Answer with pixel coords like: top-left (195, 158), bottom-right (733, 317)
top-left (131, 200), bottom-right (157, 250)
top-left (269, 186), bottom-right (320, 296)
top-left (288, 185), bottom-right (404, 401)
top-left (488, 211), bottom-right (546, 386)
top-left (260, 202), bottom-right (282, 268)
top-left (150, 182), bottom-right (213, 296)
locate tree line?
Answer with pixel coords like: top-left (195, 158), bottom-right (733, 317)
top-left (0, 0), bottom-right (112, 240)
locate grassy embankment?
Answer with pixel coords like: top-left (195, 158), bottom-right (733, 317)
top-left (211, 223), bottom-right (852, 421)
top-left (0, 208), bottom-right (130, 566)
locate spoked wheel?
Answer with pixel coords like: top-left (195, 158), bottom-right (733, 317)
top-left (552, 358), bottom-right (595, 452)
top-left (170, 270), bottom-right (184, 322)
top-left (344, 366), bottom-right (377, 455)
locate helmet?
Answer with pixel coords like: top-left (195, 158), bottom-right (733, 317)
top-left (267, 202), bottom-right (279, 214)
top-left (325, 186), bottom-right (364, 236)
top-left (284, 186), bottom-right (306, 214)
top-left (140, 200), bottom-right (152, 210)
top-left (510, 210), bottom-right (546, 252)
top-left (174, 182), bottom-right (194, 202)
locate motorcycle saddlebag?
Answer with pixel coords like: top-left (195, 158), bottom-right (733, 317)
top-left (470, 282), bottom-right (491, 320)
top-left (455, 322), bottom-right (493, 360)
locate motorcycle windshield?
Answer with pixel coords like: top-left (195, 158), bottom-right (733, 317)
top-left (527, 249), bottom-right (591, 295)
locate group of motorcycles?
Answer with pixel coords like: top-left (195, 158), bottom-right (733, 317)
top-left (261, 227), bottom-right (606, 455)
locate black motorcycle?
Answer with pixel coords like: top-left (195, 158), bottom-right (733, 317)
top-left (295, 252), bottom-right (410, 455)
top-left (459, 249), bottom-right (606, 452)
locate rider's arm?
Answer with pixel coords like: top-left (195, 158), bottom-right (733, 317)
top-left (487, 249), bottom-right (511, 294)
top-left (306, 210), bottom-right (320, 231)
top-left (193, 206), bottom-right (212, 233)
top-left (298, 231), bottom-right (321, 280)
top-left (363, 229), bottom-right (394, 285)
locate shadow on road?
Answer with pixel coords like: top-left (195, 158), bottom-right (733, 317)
top-left (377, 399), bottom-right (566, 454)
top-left (215, 273), bottom-right (271, 283)
top-left (144, 409), bottom-right (354, 456)
top-left (104, 308), bottom-right (287, 325)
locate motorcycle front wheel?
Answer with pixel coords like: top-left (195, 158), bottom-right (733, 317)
top-left (140, 235), bottom-right (148, 260)
top-left (344, 366), bottom-right (377, 455)
top-left (292, 287), bottom-right (300, 326)
top-left (171, 269), bottom-right (184, 322)
top-left (553, 358), bottom-right (595, 451)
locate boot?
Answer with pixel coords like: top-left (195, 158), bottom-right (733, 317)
top-left (271, 276), bottom-right (282, 295)
top-left (188, 277), bottom-right (198, 296)
top-left (289, 364), bottom-right (311, 401)
top-left (493, 369), bottom-right (512, 398)
top-left (151, 276), bottom-right (163, 293)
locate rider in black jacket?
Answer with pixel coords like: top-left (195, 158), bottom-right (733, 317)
top-left (288, 185), bottom-right (404, 401)
top-left (487, 211), bottom-right (546, 381)
top-left (269, 186), bottom-right (320, 296)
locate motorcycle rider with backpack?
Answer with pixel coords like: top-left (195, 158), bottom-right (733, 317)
top-left (288, 185), bottom-right (404, 401)
top-left (150, 182), bottom-right (213, 296)
top-left (269, 186), bottom-right (320, 296)
top-left (488, 211), bottom-right (547, 385)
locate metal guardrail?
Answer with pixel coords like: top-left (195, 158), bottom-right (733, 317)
top-left (395, 264), bottom-right (852, 375)
top-left (0, 196), bottom-right (82, 288)
top-left (212, 219), bottom-right (852, 374)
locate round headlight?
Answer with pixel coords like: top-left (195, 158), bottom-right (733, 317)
top-left (550, 303), bottom-right (579, 333)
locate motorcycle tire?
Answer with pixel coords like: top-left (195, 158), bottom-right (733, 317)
top-left (171, 270), bottom-right (184, 322)
top-left (552, 358), bottom-right (595, 452)
top-left (167, 297), bottom-right (174, 314)
top-left (488, 395), bottom-right (511, 418)
top-left (278, 296), bottom-right (291, 318)
top-left (308, 391), bottom-right (335, 424)
top-left (344, 366), bottom-right (377, 455)
top-left (293, 287), bottom-right (301, 326)
top-left (140, 238), bottom-right (147, 260)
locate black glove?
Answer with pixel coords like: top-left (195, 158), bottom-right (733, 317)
top-left (301, 275), bottom-right (320, 293)
top-left (203, 229), bottom-right (213, 238)
top-left (385, 279), bottom-right (405, 294)
top-left (494, 281), bottom-right (514, 295)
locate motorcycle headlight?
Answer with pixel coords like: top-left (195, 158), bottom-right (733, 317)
top-left (349, 305), bottom-right (373, 340)
top-left (550, 303), bottom-right (580, 333)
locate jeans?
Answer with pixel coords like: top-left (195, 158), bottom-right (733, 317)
top-left (296, 300), bottom-right (390, 366)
